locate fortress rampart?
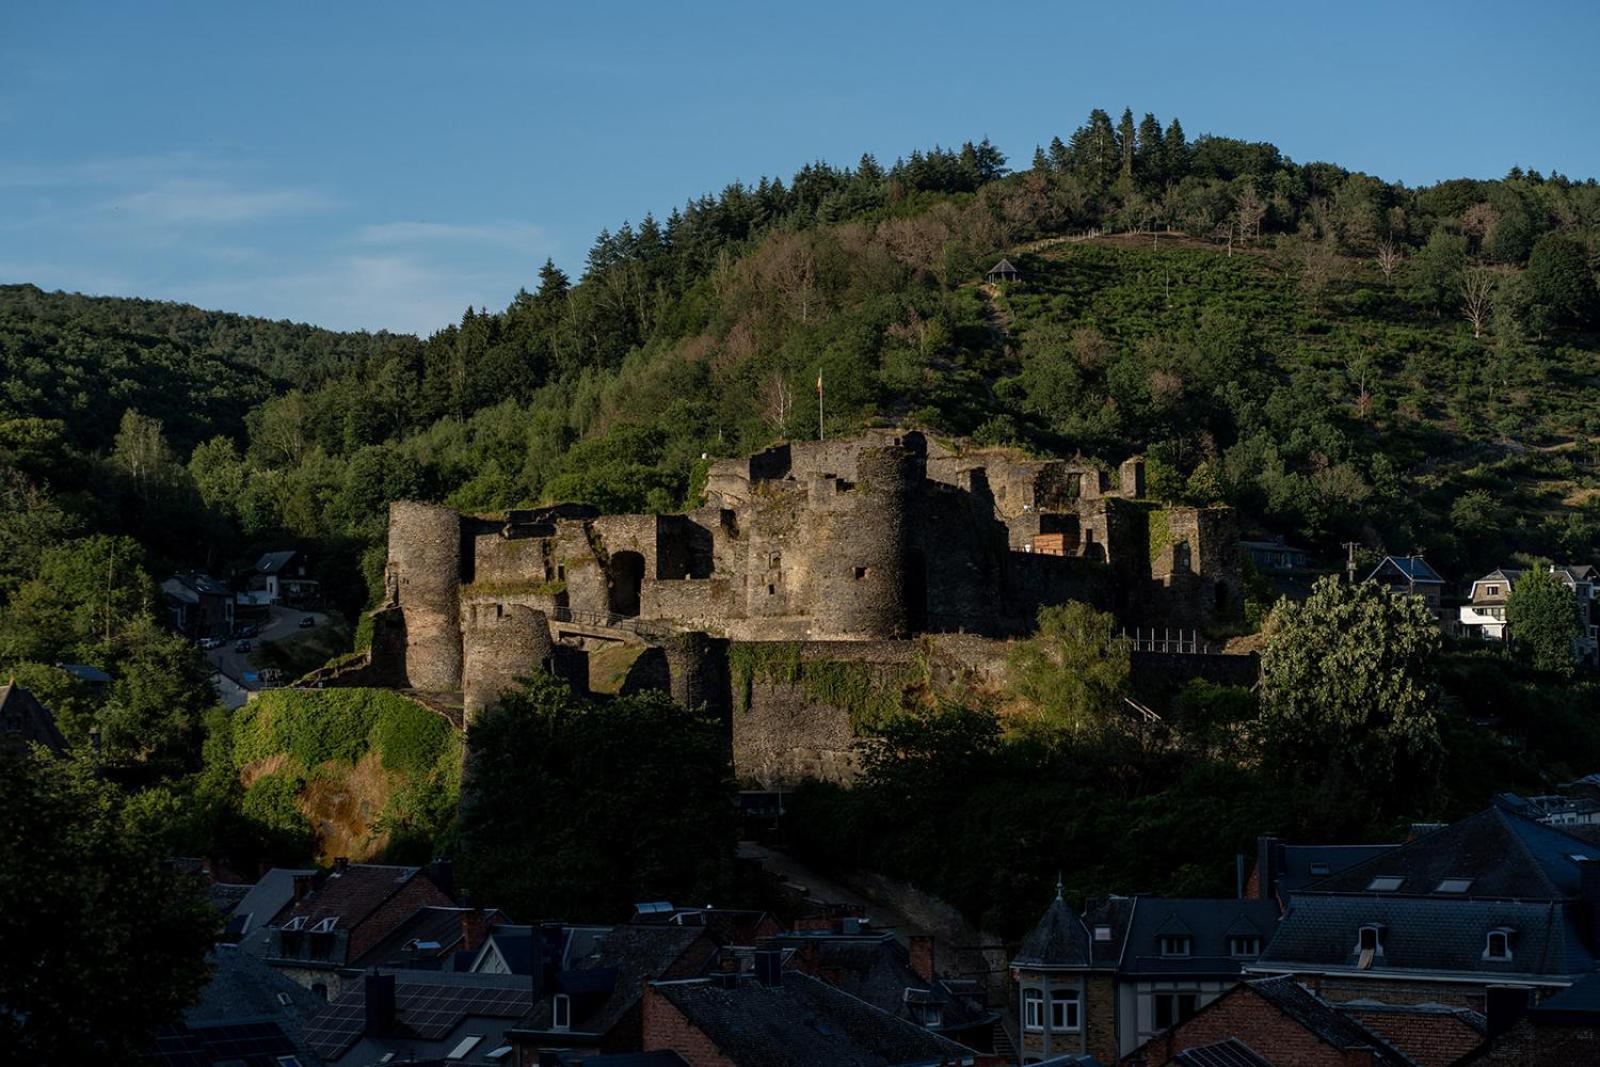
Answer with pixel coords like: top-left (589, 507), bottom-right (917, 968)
top-left (350, 431), bottom-right (1249, 786)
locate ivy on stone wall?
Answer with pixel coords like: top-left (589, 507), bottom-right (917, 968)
top-left (729, 641), bottom-right (910, 732)
top-left (1147, 506), bottom-right (1173, 568)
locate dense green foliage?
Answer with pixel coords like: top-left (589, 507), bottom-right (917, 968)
top-left (458, 673), bottom-right (737, 921)
top-left (0, 745), bottom-right (216, 1065)
top-left (1506, 567), bottom-right (1584, 676)
top-left (1005, 601), bottom-right (1132, 734)
top-left (1258, 577), bottom-right (1442, 787)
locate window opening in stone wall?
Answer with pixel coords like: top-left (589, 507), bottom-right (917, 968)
top-left (854, 566), bottom-right (868, 580)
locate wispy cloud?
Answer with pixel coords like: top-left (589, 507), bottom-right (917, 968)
top-left (103, 178), bottom-right (334, 226)
top-left (355, 220), bottom-right (546, 249)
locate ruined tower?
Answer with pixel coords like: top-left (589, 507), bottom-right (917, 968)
top-left (806, 444), bottom-right (915, 640)
top-left (461, 602), bottom-right (553, 722)
top-left (387, 501), bottom-right (464, 692)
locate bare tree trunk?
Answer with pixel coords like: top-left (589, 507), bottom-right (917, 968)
top-left (1462, 268), bottom-right (1495, 339)
top-left (1376, 238), bottom-right (1403, 283)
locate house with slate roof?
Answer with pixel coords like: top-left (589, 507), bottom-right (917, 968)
top-left (1244, 838), bottom-right (1400, 910)
top-left (1458, 563), bottom-right (1599, 665)
top-left (500, 922), bottom-right (718, 1061)
top-left (1366, 555), bottom-right (1446, 628)
top-left (1458, 970), bottom-right (1600, 1063)
top-left (1012, 885), bottom-right (1281, 1063)
top-left (761, 926), bottom-right (999, 1051)
top-left (261, 862), bottom-right (456, 1000)
top-left (152, 947), bottom-right (328, 1067)
top-left (1248, 801), bottom-right (1600, 1014)
top-left (640, 952), bottom-right (979, 1066)
top-left (1120, 975), bottom-right (1415, 1067)
top-left (245, 550), bottom-right (319, 606)
top-left (0, 681), bottom-right (68, 756)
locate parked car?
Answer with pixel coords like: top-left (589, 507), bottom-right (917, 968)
top-left (197, 637), bottom-right (223, 650)
top-left (235, 624), bottom-right (259, 638)
top-left (298, 615), bottom-right (316, 628)
top-left (234, 639), bottom-right (253, 653)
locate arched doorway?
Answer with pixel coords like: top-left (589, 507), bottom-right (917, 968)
top-left (609, 551), bottom-right (645, 617)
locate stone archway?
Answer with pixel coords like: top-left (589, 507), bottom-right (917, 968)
top-left (609, 551), bottom-right (645, 617)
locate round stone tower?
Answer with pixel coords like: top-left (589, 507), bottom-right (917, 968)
top-left (388, 501), bottom-right (464, 692)
top-left (461, 602), bottom-right (553, 723)
top-left (808, 445), bottom-right (914, 639)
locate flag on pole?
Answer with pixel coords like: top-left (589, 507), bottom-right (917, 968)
top-left (816, 372), bottom-right (823, 397)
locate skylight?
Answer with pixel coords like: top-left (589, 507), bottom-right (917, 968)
top-left (1436, 878), bottom-right (1473, 893)
top-left (447, 1035), bottom-right (483, 1060)
top-left (1094, 925), bottom-right (1112, 942)
top-left (1309, 862), bottom-right (1331, 877)
top-left (1366, 876), bottom-right (1404, 892)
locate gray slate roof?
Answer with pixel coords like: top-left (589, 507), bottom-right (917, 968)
top-left (518, 924), bottom-right (709, 1038)
top-left (1303, 805), bottom-right (1595, 900)
top-left (1119, 898), bottom-right (1281, 977)
top-left (650, 970), bottom-right (974, 1067)
top-left (1367, 555), bottom-right (1443, 585)
top-left (255, 550), bottom-right (300, 574)
top-left (1259, 896), bottom-right (1593, 979)
top-left (1012, 893), bottom-right (1091, 968)
top-left (0, 683), bottom-right (68, 756)
top-left (229, 867), bottom-right (319, 955)
top-left (763, 933), bottom-right (993, 1033)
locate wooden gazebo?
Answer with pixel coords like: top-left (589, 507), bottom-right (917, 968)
top-left (986, 258), bottom-right (1020, 284)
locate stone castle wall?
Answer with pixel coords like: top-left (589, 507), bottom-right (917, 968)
top-left (387, 501), bottom-right (463, 691)
top-left (461, 602), bottom-right (553, 722)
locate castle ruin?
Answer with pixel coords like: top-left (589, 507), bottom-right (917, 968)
top-left (337, 430), bottom-right (1243, 786)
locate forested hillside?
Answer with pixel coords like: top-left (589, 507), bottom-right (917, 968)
top-left (4, 108), bottom-right (1600, 915)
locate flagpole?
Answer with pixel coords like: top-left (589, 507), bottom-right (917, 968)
top-left (817, 369), bottom-right (824, 441)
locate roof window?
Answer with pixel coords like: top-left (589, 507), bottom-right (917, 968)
top-left (1435, 878), bottom-right (1473, 894)
top-left (446, 1035), bottom-right (483, 1060)
top-left (1366, 876), bottom-right (1404, 892)
top-left (1309, 862), bottom-right (1331, 877)
top-left (1094, 925), bottom-right (1113, 942)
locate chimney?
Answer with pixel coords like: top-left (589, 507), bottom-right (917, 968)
top-left (909, 935), bottom-right (936, 983)
top-left (1485, 985), bottom-right (1531, 1039)
top-left (334, 856), bottom-right (349, 874)
top-left (432, 858), bottom-right (455, 899)
top-left (753, 949), bottom-right (783, 988)
top-left (532, 922), bottom-right (563, 1002)
top-left (1580, 858), bottom-right (1600, 952)
top-left (364, 973), bottom-right (396, 1037)
top-left (292, 873), bottom-right (316, 900)
top-left (462, 908), bottom-right (489, 953)
top-left (1255, 837), bottom-right (1282, 901)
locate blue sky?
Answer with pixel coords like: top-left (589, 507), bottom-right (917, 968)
top-left (3, 1), bottom-right (1596, 335)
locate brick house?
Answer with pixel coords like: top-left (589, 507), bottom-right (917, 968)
top-left (261, 861), bottom-right (455, 999)
top-left (640, 952), bottom-right (980, 1066)
top-left (1120, 975), bottom-right (1415, 1066)
top-left (1011, 886), bottom-right (1280, 1063)
top-left (1248, 802), bottom-right (1600, 1013)
top-left (1459, 971), bottom-right (1600, 1063)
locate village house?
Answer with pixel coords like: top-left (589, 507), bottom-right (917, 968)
top-left (252, 861), bottom-right (456, 1000)
top-left (761, 923), bottom-right (999, 1051)
top-left (161, 571), bottom-right (236, 638)
top-left (1011, 885), bottom-right (1281, 1064)
top-left (1365, 555), bottom-right (1446, 628)
top-left (303, 969), bottom-right (531, 1065)
top-left (244, 549), bottom-right (319, 607)
top-left (1458, 563), bottom-right (1599, 665)
top-left (0, 681), bottom-right (68, 757)
top-left (1244, 837), bottom-right (1399, 910)
top-left (640, 952), bottom-right (981, 1066)
top-left (1247, 801), bottom-right (1600, 1012)
top-left (1117, 975), bottom-right (1437, 1067)
top-left (152, 948), bottom-right (327, 1067)
top-left (1458, 971), bottom-right (1600, 1063)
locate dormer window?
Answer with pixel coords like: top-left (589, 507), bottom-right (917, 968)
top-left (1228, 936), bottom-right (1262, 959)
top-left (1366, 876), bottom-right (1404, 892)
top-left (1485, 929), bottom-right (1514, 961)
top-left (552, 993), bottom-right (571, 1031)
top-left (1356, 925), bottom-right (1384, 969)
top-left (283, 916), bottom-right (306, 931)
top-left (311, 917), bottom-right (338, 933)
top-left (1157, 935), bottom-right (1191, 958)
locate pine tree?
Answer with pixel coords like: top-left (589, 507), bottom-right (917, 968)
top-left (855, 152), bottom-right (885, 184)
top-left (1032, 145), bottom-right (1049, 173)
top-left (1118, 108), bottom-right (1136, 185)
top-left (1048, 136), bottom-right (1070, 173)
top-left (1137, 112), bottom-right (1165, 186)
top-left (537, 258), bottom-right (570, 300)
top-left (1164, 118), bottom-right (1190, 180)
